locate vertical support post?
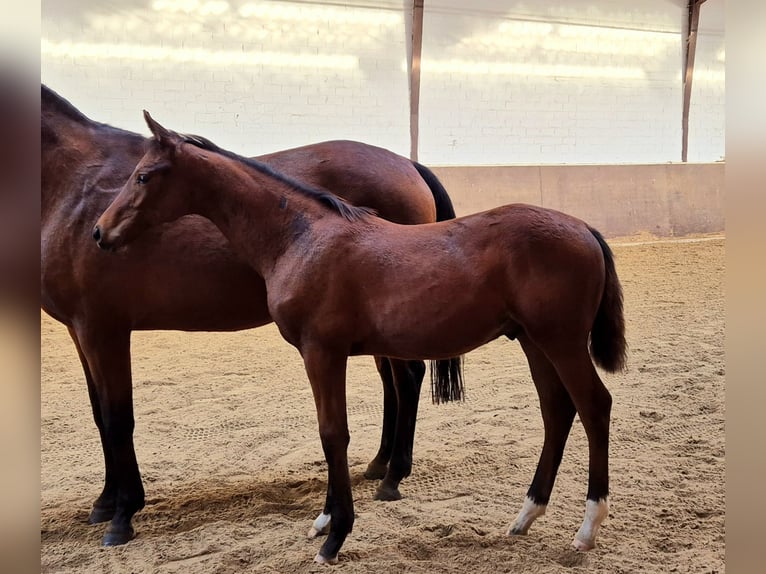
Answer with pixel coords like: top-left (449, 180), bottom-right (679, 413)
top-left (682, 0), bottom-right (705, 162)
top-left (409, 0), bottom-right (424, 162)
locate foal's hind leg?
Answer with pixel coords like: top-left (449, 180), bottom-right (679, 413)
top-left (546, 344), bottom-right (612, 551)
top-left (375, 358), bottom-right (425, 501)
top-left (508, 335), bottom-right (576, 536)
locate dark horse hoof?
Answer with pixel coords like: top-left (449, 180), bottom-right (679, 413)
top-left (364, 460), bottom-right (388, 481)
top-left (102, 526), bottom-right (135, 546)
top-left (88, 506), bottom-right (116, 524)
top-left (374, 482), bottom-right (402, 501)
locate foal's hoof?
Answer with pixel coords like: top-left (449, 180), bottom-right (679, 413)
top-left (307, 525), bottom-right (328, 539)
top-left (102, 526), bottom-right (135, 546)
top-left (506, 525), bottom-right (527, 536)
top-left (571, 537), bottom-right (596, 552)
top-left (307, 513), bottom-right (331, 539)
top-left (374, 482), bottom-right (402, 501)
top-left (314, 552), bottom-right (339, 565)
top-left (88, 506), bottom-right (115, 524)
top-left (363, 460), bottom-right (388, 480)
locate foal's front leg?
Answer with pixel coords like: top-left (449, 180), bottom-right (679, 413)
top-left (302, 348), bottom-right (354, 565)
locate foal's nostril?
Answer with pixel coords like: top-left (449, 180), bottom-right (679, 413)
top-left (92, 226), bottom-right (101, 242)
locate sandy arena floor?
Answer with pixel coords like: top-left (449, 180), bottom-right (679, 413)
top-left (41, 236), bottom-right (725, 573)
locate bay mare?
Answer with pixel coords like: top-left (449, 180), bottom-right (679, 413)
top-left (41, 85), bottom-right (461, 547)
top-left (95, 113), bottom-right (627, 564)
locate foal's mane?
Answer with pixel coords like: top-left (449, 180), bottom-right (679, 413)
top-left (180, 133), bottom-right (376, 222)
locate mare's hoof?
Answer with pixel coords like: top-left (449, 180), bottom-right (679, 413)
top-left (571, 537), bottom-right (595, 552)
top-left (374, 483), bottom-right (402, 501)
top-left (314, 552), bottom-right (339, 565)
top-left (88, 506), bottom-right (115, 524)
top-left (506, 526), bottom-right (526, 536)
top-left (363, 461), bottom-right (387, 480)
top-left (102, 526), bottom-right (135, 546)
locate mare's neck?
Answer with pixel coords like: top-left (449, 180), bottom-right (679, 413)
top-left (42, 114), bottom-right (146, 220)
top-left (185, 153), bottom-right (320, 277)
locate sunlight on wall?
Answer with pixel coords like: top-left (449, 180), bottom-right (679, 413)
top-left (236, 1), bottom-right (401, 25)
top-left (152, 0), bottom-right (231, 16)
top-left (41, 39), bottom-right (358, 70)
top-left (415, 58), bottom-right (645, 80)
top-left (419, 5), bottom-right (687, 165)
top-left (41, 1), bottom-right (410, 156)
top-left (419, 17), bottom-right (680, 83)
top-left (456, 19), bottom-right (677, 58)
top-left (42, 0), bottom-right (724, 164)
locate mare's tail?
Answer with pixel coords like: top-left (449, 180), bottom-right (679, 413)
top-left (413, 160), bottom-right (465, 403)
top-left (588, 227), bottom-right (628, 373)
top-left (412, 161), bottom-right (456, 221)
top-left (429, 358), bottom-right (464, 404)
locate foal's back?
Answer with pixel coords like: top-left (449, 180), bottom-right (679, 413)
top-left (276, 203), bottom-right (604, 359)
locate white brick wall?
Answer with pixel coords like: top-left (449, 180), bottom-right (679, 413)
top-left (42, 0), bottom-right (724, 165)
top-left (688, 4), bottom-right (725, 162)
top-left (42, 0), bottom-right (411, 157)
top-left (419, 1), bottom-right (686, 165)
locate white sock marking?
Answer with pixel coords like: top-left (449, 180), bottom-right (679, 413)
top-left (307, 512), bottom-right (332, 539)
top-left (572, 497), bottom-right (609, 551)
top-left (507, 496), bottom-right (547, 535)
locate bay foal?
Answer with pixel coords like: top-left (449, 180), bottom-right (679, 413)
top-left (95, 113), bottom-right (626, 564)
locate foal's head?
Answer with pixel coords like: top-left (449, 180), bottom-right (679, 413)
top-left (93, 111), bottom-right (197, 251)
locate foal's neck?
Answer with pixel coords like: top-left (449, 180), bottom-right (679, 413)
top-left (186, 152), bottom-right (323, 277)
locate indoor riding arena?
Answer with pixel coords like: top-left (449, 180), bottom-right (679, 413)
top-left (41, 1), bottom-right (724, 572)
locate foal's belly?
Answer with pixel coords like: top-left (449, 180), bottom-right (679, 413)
top-left (357, 296), bottom-right (516, 360)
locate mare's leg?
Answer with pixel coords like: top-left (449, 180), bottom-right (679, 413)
top-left (67, 326), bottom-right (118, 524)
top-left (508, 335), bottom-right (576, 536)
top-left (375, 358), bottom-right (425, 501)
top-left (73, 324), bottom-right (145, 546)
top-left (303, 348), bottom-right (354, 564)
top-left (545, 343), bottom-right (612, 551)
top-left (364, 357), bottom-right (396, 480)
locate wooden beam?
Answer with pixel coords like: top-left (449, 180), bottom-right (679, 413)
top-left (682, 0), bottom-right (704, 162)
top-left (409, 0), bottom-right (424, 162)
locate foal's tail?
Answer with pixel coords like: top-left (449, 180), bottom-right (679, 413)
top-left (413, 161), bottom-right (465, 403)
top-left (588, 227), bottom-right (628, 373)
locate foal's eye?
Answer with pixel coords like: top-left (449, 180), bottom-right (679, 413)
top-left (136, 173), bottom-right (150, 184)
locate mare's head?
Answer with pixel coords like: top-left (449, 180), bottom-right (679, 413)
top-left (93, 111), bottom-right (191, 251)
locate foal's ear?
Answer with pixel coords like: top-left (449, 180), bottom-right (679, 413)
top-left (143, 110), bottom-right (180, 148)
